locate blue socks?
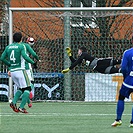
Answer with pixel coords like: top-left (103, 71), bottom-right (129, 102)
top-left (116, 100), bottom-right (124, 120)
top-left (131, 106), bottom-right (133, 123)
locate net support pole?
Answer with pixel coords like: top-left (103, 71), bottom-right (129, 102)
top-left (8, 8), bottom-right (13, 102)
top-left (64, 0), bottom-right (71, 100)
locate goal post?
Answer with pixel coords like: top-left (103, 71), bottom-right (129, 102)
top-left (63, 0), bottom-right (71, 100)
top-left (6, 7), bottom-right (133, 102)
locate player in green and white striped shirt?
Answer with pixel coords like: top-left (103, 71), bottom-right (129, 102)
top-left (1, 32), bottom-right (35, 113)
top-left (23, 37), bottom-right (41, 108)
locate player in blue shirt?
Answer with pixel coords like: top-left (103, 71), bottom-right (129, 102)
top-left (111, 43), bottom-right (133, 127)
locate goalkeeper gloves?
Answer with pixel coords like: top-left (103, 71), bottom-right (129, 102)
top-left (62, 68), bottom-right (70, 74)
top-left (66, 47), bottom-right (72, 57)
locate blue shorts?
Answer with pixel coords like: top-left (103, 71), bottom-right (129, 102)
top-left (119, 84), bottom-right (133, 98)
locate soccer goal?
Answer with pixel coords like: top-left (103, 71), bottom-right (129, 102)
top-left (5, 7), bottom-right (133, 102)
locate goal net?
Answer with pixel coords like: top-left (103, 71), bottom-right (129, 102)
top-left (1, 7), bottom-right (133, 102)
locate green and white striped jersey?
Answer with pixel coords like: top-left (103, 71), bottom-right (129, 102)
top-left (22, 43), bottom-right (39, 70)
top-left (1, 42), bottom-right (34, 72)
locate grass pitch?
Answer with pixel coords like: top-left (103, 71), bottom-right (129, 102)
top-left (0, 102), bottom-right (133, 133)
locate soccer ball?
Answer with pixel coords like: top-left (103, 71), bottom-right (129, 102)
top-left (26, 37), bottom-right (35, 45)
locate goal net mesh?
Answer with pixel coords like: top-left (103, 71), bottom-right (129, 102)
top-left (1, 8), bottom-right (133, 102)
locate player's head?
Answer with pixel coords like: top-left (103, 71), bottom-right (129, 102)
top-left (78, 46), bottom-right (87, 56)
top-left (79, 46), bottom-right (87, 52)
top-left (13, 32), bottom-right (22, 43)
top-left (26, 37), bottom-right (34, 45)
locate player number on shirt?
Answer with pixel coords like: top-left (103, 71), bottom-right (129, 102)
top-left (10, 50), bottom-right (16, 63)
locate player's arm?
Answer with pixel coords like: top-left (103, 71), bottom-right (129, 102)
top-left (62, 54), bottom-right (85, 74)
top-left (0, 47), bottom-right (11, 67)
top-left (69, 54), bottom-right (84, 69)
top-left (66, 47), bottom-right (76, 63)
top-left (69, 56), bottom-right (76, 63)
top-left (21, 45), bottom-right (35, 64)
top-left (120, 51), bottom-right (128, 79)
top-left (25, 43), bottom-right (40, 61)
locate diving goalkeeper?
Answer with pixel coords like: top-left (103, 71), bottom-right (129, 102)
top-left (62, 46), bottom-right (121, 74)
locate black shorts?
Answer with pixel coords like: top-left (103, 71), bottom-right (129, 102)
top-left (94, 59), bottom-right (112, 73)
top-left (19, 86), bottom-right (31, 93)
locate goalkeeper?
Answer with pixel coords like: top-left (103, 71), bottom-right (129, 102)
top-left (62, 46), bottom-right (121, 74)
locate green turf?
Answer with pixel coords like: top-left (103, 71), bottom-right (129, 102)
top-left (0, 102), bottom-right (133, 133)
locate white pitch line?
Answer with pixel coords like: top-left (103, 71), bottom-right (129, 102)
top-left (0, 113), bottom-right (131, 117)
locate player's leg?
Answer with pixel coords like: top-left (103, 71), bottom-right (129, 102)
top-left (95, 60), bottom-right (121, 74)
top-left (26, 69), bottom-right (34, 108)
top-left (9, 71), bottom-right (23, 112)
top-left (94, 64), bottom-right (120, 74)
top-left (27, 89), bottom-right (33, 107)
top-left (12, 89), bottom-right (22, 105)
top-left (116, 94), bottom-right (125, 121)
top-left (17, 70), bottom-right (31, 113)
top-left (129, 107), bottom-right (133, 127)
top-left (105, 66), bottom-right (121, 74)
top-left (129, 89), bottom-right (133, 127)
top-left (19, 87), bottom-right (31, 113)
top-left (112, 85), bottom-right (131, 127)
top-left (111, 94), bottom-right (125, 127)
top-left (27, 85), bottom-right (34, 108)
top-left (98, 58), bottom-right (121, 67)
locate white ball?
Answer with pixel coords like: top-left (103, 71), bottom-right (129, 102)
top-left (27, 37), bottom-right (35, 45)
